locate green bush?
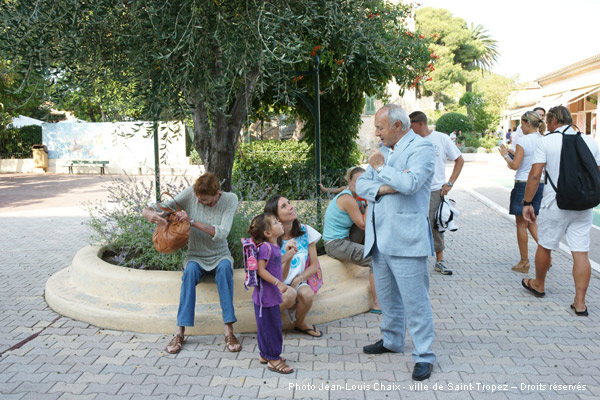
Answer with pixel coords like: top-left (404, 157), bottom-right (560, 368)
top-left (480, 135), bottom-right (497, 152)
top-left (462, 132), bottom-right (481, 148)
top-left (233, 139), bottom-right (345, 200)
top-left (0, 125), bottom-right (42, 158)
top-left (434, 112), bottom-right (473, 135)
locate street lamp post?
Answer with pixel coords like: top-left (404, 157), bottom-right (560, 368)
top-left (294, 55), bottom-right (322, 220)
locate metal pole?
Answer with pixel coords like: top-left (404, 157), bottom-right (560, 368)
top-left (314, 55), bottom-right (322, 223)
top-left (153, 120), bottom-right (161, 202)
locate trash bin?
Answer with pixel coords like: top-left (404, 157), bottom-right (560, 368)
top-left (32, 144), bottom-right (48, 171)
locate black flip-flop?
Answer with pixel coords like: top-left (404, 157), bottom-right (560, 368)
top-left (521, 278), bottom-right (545, 298)
top-left (294, 325), bottom-right (323, 338)
top-left (570, 304), bottom-right (589, 316)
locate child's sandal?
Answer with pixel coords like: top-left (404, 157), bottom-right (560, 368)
top-left (267, 359), bottom-right (294, 374)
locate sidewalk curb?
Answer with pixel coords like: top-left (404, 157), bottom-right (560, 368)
top-left (464, 186), bottom-right (600, 276)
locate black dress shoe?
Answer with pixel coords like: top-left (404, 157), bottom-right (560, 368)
top-left (412, 362), bottom-right (433, 381)
top-left (363, 339), bottom-right (394, 354)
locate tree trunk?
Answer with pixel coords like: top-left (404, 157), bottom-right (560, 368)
top-left (188, 67), bottom-right (261, 192)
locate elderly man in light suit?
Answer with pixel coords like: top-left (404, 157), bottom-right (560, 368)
top-left (356, 104), bottom-right (436, 381)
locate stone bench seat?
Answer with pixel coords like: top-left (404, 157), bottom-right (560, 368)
top-left (45, 245), bottom-right (372, 334)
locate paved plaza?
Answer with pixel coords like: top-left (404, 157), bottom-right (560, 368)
top-left (1, 164), bottom-right (599, 399)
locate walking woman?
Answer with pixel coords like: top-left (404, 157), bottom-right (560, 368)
top-left (498, 111), bottom-right (546, 272)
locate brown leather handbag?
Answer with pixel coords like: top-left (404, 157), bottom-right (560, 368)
top-left (152, 192), bottom-right (190, 254)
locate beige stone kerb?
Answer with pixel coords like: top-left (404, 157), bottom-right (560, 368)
top-left (45, 245), bottom-right (372, 334)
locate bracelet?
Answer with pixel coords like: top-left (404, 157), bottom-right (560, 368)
top-left (273, 278), bottom-right (279, 286)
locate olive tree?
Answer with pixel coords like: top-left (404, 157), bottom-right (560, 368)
top-left (1, 0), bottom-right (432, 189)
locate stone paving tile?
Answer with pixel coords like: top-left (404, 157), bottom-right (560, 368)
top-left (2, 184), bottom-right (600, 399)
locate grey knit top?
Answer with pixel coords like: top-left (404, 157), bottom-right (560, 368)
top-left (154, 186), bottom-right (238, 271)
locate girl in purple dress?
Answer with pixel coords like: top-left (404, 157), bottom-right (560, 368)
top-left (248, 213), bottom-right (297, 374)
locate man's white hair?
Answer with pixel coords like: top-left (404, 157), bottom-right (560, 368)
top-left (382, 104), bottom-right (410, 130)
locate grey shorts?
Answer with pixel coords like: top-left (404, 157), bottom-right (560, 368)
top-left (429, 189), bottom-right (444, 253)
top-left (324, 238), bottom-right (373, 273)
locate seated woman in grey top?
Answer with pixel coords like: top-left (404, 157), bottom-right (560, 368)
top-left (142, 172), bottom-right (240, 354)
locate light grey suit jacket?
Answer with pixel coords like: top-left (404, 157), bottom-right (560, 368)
top-left (356, 130), bottom-right (435, 258)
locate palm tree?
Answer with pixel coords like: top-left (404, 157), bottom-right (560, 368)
top-left (465, 23), bottom-right (499, 92)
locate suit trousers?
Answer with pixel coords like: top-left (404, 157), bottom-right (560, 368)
top-left (371, 246), bottom-right (436, 364)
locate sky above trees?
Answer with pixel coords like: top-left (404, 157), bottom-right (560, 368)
top-left (417, 0), bottom-right (600, 82)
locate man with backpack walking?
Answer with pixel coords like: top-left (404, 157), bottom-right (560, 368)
top-left (521, 106), bottom-right (600, 316)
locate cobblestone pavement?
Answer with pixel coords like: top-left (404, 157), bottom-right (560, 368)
top-left (1, 171), bottom-right (599, 399)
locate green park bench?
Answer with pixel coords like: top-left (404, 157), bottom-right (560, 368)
top-left (68, 160), bottom-right (109, 175)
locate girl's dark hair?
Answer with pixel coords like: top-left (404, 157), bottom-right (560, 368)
top-left (247, 213), bottom-right (276, 245)
top-left (264, 195), bottom-right (304, 245)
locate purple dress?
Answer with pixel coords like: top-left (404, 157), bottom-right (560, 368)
top-left (252, 242), bottom-right (283, 307)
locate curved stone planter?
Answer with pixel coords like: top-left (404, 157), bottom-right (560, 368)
top-left (45, 245), bottom-right (372, 334)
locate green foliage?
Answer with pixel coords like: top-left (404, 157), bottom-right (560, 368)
top-left (459, 92), bottom-right (495, 133)
top-left (474, 72), bottom-right (518, 131)
top-left (233, 139), bottom-right (330, 200)
top-left (1, 0), bottom-right (433, 192)
top-left (282, 2), bottom-right (432, 171)
top-left (480, 135), bottom-right (498, 152)
top-left (0, 59), bottom-right (49, 129)
top-left (0, 125), bottom-right (42, 158)
top-left (299, 86), bottom-right (364, 172)
top-left (435, 112), bottom-right (473, 135)
top-left (85, 175), bottom-right (189, 271)
top-left (415, 7), bottom-right (500, 107)
top-left (461, 132), bottom-right (481, 148)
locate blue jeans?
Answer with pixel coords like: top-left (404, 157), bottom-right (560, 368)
top-left (372, 246), bottom-right (436, 364)
top-left (177, 260), bottom-right (237, 326)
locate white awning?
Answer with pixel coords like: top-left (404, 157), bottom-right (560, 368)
top-left (547, 85), bottom-right (600, 107)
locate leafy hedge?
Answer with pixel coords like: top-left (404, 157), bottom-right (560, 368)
top-left (234, 139), bottom-right (322, 200)
top-left (0, 125), bottom-right (42, 158)
top-left (434, 112), bottom-right (473, 135)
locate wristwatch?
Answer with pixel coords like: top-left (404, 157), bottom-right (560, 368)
top-left (376, 165), bottom-right (384, 173)
top-left (446, 181), bottom-right (453, 187)
top-left (521, 199), bottom-right (533, 206)
top-left (189, 219), bottom-right (195, 226)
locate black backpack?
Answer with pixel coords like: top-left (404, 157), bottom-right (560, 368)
top-left (545, 126), bottom-right (600, 211)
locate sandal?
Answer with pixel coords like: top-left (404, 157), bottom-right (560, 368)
top-left (259, 356), bottom-right (286, 364)
top-left (267, 359), bottom-right (294, 374)
top-left (165, 334), bottom-right (184, 354)
top-left (570, 304), bottom-right (589, 316)
top-left (521, 278), bottom-right (545, 298)
top-left (511, 259), bottom-right (530, 273)
top-left (225, 333), bottom-right (242, 352)
top-left (294, 325), bottom-right (323, 338)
